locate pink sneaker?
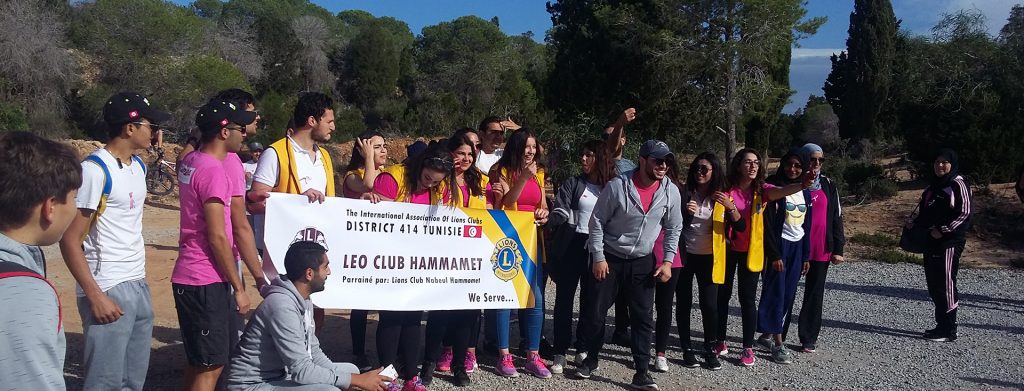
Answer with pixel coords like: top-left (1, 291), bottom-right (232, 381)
top-left (524, 354), bottom-right (552, 379)
top-left (496, 353), bottom-right (519, 378)
top-left (740, 348), bottom-right (756, 366)
top-left (464, 350), bottom-right (478, 373)
top-left (437, 346), bottom-right (453, 372)
top-left (402, 376), bottom-right (428, 391)
top-left (386, 380), bottom-right (403, 391)
top-left (714, 341), bottom-right (728, 356)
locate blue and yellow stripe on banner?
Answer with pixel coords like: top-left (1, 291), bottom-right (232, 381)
top-left (460, 207), bottom-right (538, 308)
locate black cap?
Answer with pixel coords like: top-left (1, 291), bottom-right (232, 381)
top-left (195, 100), bottom-right (258, 134)
top-left (639, 140), bottom-right (674, 159)
top-left (103, 91), bottom-right (171, 126)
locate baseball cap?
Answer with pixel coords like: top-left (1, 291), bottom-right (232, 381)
top-left (195, 100), bottom-right (258, 134)
top-left (248, 142), bottom-right (264, 151)
top-left (639, 140), bottom-right (674, 160)
top-left (103, 91), bottom-right (171, 126)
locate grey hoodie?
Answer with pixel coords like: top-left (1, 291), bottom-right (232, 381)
top-left (589, 173), bottom-right (683, 263)
top-left (227, 277), bottom-right (353, 389)
top-left (0, 232), bottom-right (65, 391)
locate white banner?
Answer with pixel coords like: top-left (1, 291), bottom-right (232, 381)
top-left (263, 193), bottom-right (541, 311)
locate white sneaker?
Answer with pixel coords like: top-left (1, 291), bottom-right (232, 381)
top-left (654, 355), bottom-right (669, 372)
top-left (551, 354), bottom-right (566, 374)
top-left (574, 351), bottom-right (588, 367)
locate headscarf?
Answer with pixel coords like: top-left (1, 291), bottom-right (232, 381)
top-left (800, 143), bottom-right (824, 191)
top-left (767, 148), bottom-right (808, 187)
top-left (929, 148), bottom-right (960, 191)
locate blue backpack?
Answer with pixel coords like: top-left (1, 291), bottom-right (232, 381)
top-left (81, 154), bottom-right (146, 238)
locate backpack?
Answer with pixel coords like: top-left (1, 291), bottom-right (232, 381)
top-left (0, 261), bottom-right (62, 333)
top-left (81, 154), bottom-right (145, 240)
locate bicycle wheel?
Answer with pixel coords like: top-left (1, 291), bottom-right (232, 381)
top-left (147, 166), bottom-right (176, 196)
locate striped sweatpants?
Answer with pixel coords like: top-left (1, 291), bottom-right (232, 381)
top-left (923, 242), bottom-right (964, 333)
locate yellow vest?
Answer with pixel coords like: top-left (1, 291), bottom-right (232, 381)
top-left (269, 138), bottom-right (335, 196)
top-left (711, 190), bottom-right (765, 283)
top-left (382, 164), bottom-right (444, 204)
top-left (442, 169), bottom-right (490, 209)
top-left (494, 166), bottom-right (545, 212)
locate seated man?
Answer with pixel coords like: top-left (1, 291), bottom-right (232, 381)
top-left (227, 237), bottom-right (389, 390)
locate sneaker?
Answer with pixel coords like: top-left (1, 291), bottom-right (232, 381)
top-left (354, 354), bottom-right (373, 372)
top-left (496, 353), bottom-right (519, 378)
top-left (551, 354), bottom-right (567, 374)
top-left (386, 381), bottom-right (403, 391)
top-left (630, 371), bottom-right (660, 390)
top-left (800, 343), bottom-right (816, 353)
top-left (401, 376), bottom-right (428, 391)
top-left (756, 336), bottom-right (774, 352)
top-left (464, 350), bottom-right (478, 373)
top-left (418, 361), bottom-right (435, 386)
top-left (452, 369), bottom-right (471, 387)
top-left (923, 330), bottom-right (957, 342)
top-left (704, 353), bottom-right (723, 371)
top-left (771, 346), bottom-right (792, 364)
top-left (576, 362), bottom-right (594, 379)
top-left (682, 350), bottom-right (700, 368)
top-left (524, 354), bottom-right (552, 379)
top-left (573, 351), bottom-right (588, 367)
top-left (653, 355), bottom-right (669, 372)
top-left (740, 348), bottom-right (756, 366)
top-left (713, 341), bottom-right (728, 356)
top-left (436, 347), bottom-right (453, 372)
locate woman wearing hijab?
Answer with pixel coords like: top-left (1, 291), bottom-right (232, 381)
top-left (790, 143), bottom-right (845, 353)
top-left (907, 148), bottom-right (971, 342)
top-left (756, 149), bottom-right (812, 364)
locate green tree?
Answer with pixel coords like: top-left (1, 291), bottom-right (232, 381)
top-left (824, 0), bottom-right (897, 142)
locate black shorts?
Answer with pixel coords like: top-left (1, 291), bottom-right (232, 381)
top-left (172, 282), bottom-right (239, 367)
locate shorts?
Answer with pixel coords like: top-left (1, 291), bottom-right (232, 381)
top-left (173, 282), bottom-right (239, 367)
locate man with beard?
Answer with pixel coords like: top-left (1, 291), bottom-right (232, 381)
top-left (247, 92), bottom-right (337, 332)
top-left (227, 237), bottom-right (390, 391)
top-left (576, 140), bottom-right (683, 391)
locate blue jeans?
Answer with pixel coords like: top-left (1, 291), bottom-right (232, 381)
top-left (757, 239), bottom-right (805, 334)
top-left (489, 265), bottom-right (546, 351)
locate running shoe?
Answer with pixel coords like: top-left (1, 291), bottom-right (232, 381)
top-left (682, 350), bottom-right (700, 368)
top-left (574, 351), bottom-right (588, 367)
top-left (401, 376), bottom-right (428, 391)
top-left (630, 371), bottom-right (660, 390)
top-left (524, 354), bottom-right (552, 379)
top-left (436, 347), bottom-right (453, 372)
top-left (551, 354), bottom-right (567, 374)
top-left (653, 355), bottom-right (669, 372)
top-left (713, 341), bottom-right (728, 356)
top-left (771, 346), bottom-right (792, 364)
top-left (496, 353), bottom-right (519, 378)
top-left (801, 343), bottom-right (816, 353)
top-left (464, 350), bottom-right (478, 373)
top-left (740, 348), bottom-right (756, 366)
top-left (704, 353), bottom-right (723, 371)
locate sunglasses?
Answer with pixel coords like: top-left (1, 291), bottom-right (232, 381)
top-left (786, 202), bottom-right (807, 213)
top-left (695, 165), bottom-right (712, 175)
top-left (648, 157), bottom-right (670, 166)
top-left (809, 157), bottom-right (825, 164)
top-left (131, 122), bottom-right (161, 131)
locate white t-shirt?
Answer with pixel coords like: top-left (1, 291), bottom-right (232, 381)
top-left (475, 149), bottom-right (503, 174)
top-left (781, 192), bottom-right (807, 242)
top-left (75, 149), bottom-right (147, 296)
top-left (242, 160), bottom-right (258, 190)
top-left (575, 181), bottom-right (602, 234)
top-left (252, 137), bottom-right (328, 194)
top-left (684, 193), bottom-right (714, 255)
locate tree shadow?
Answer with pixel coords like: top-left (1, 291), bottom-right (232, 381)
top-left (145, 199), bottom-right (180, 211)
top-left (147, 244), bottom-right (179, 251)
top-left (825, 281), bottom-right (1024, 313)
top-left (960, 376), bottom-right (1024, 389)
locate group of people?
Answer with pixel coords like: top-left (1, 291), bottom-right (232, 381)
top-left (0, 89), bottom-right (973, 391)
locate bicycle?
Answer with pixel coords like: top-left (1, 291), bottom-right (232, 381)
top-left (147, 147), bottom-right (177, 196)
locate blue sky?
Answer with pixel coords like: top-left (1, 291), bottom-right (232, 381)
top-left (175, 0), bottom-right (1020, 113)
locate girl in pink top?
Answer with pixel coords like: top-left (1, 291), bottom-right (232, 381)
top-left (488, 128), bottom-right (551, 379)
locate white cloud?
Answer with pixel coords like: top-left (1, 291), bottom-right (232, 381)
top-left (791, 48), bottom-right (844, 60)
top-left (945, 0), bottom-right (1018, 33)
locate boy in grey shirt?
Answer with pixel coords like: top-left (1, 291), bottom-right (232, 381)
top-left (577, 140), bottom-right (682, 391)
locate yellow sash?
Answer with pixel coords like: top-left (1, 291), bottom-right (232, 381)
top-left (711, 190), bottom-right (765, 283)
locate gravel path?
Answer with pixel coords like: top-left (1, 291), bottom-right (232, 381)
top-left (389, 260), bottom-right (1024, 391)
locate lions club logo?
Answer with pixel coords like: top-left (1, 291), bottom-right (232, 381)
top-left (490, 238), bottom-right (522, 281)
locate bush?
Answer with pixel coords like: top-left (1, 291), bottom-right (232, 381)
top-left (830, 157), bottom-right (898, 201)
top-left (867, 249), bottom-right (922, 264)
top-left (850, 232), bottom-right (899, 247)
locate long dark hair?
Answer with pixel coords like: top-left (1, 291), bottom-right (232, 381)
top-left (404, 142), bottom-right (456, 205)
top-left (767, 148), bottom-right (807, 186)
top-left (581, 139), bottom-right (614, 187)
top-left (345, 130), bottom-right (384, 172)
top-left (494, 128), bottom-right (544, 177)
top-left (686, 152), bottom-right (724, 194)
top-left (728, 148), bottom-right (766, 196)
top-left (447, 133), bottom-right (484, 197)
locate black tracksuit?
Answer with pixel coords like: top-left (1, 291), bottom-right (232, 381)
top-left (914, 173), bottom-right (971, 334)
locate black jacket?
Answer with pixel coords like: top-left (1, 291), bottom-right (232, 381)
top-left (762, 188), bottom-right (813, 263)
top-left (817, 175), bottom-right (846, 257)
top-left (914, 174), bottom-right (972, 248)
top-left (547, 175), bottom-right (589, 264)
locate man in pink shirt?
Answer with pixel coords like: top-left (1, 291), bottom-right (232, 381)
top-left (173, 100), bottom-right (257, 391)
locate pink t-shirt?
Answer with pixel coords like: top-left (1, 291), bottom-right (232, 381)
top-left (224, 153), bottom-right (246, 259)
top-left (514, 178), bottom-right (543, 213)
top-left (173, 151), bottom-right (234, 285)
top-left (652, 231), bottom-right (683, 268)
top-left (342, 171), bottom-right (364, 199)
top-left (808, 188), bottom-right (832, 262)
top-left (374, 173), bottom-right (448, 205)
top-left (633, 176), bottom-right (661, 213)
top-left (727, 184), bottom-right (774, 252)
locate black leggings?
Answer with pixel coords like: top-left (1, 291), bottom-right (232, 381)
top-left (551, 232), bottom-right (591, 354)
top-left (350, 310), bottom-right (368, 355)
top-left (717, 250), bottom-right (759, 348)
top-left (377, 311), bottom-right (423, 379)
top-left (424, 310), bottom-right (478, 370)
top-left (656, 254), bottom-right (718, 353)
